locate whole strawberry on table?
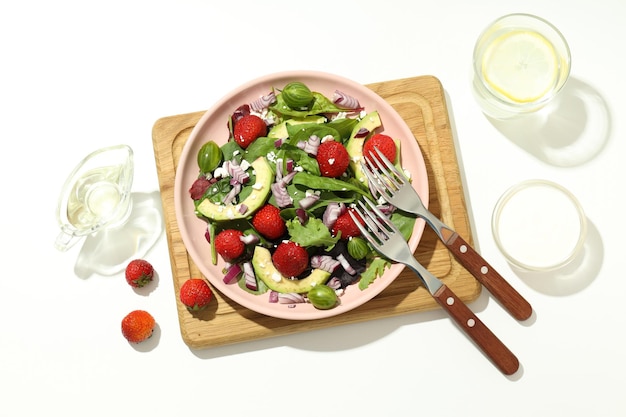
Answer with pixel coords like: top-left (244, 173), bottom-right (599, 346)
top-left (188, 81), bottom-right (416, 311)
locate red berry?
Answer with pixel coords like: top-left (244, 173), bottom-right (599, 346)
top-left (214, 229), bottom-right (245, 262)
top-left (332, 208), bottom-right (363, 240)
top-left (179, 278), bottom-right (213, 311)
top-left (363, 133), bottom-right (397, 164)
top-left (121, 310), bottom-right (155, 343)
top-left (316, 140), bottom-right (350, 178)
top-left (272, 241), bottom-right (309, 278)
top-left (252, 204), bottom-right (286, 240)
top-left (125, 259), bottom-right (154, 288)
top-left (233, 114), bottom-right (267, 149)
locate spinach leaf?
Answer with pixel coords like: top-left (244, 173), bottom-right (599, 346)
top-left (292, 172), bottom-right (368, 195)
top-left (244, 137), bottom-right (276, 164)
top-left (286, 123), bottom-right (340, 144)
top-left (221, 140), bottom-right (244, 162)
top-left (326, 118), bottom-right (358, 141)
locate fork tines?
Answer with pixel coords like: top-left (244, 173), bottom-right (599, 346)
top-left (362, 147), bottom-right (409, 196)
top-left (350, 196), bottom-right (396, 247)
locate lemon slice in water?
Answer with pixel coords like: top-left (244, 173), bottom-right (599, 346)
top-left (482, 30), bottom-right (558, 103)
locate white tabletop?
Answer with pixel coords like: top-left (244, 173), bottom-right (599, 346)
top-left (2, 1), bottom-right (624, 416)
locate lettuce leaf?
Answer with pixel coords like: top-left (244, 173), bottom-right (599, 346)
top-left (286, 217), bottom-right (339, 249)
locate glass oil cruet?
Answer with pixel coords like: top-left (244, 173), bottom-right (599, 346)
top-left (55, 145), bottom-right (134, 251)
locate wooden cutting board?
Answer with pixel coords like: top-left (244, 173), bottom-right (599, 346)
top-left (151, 75), bottom-right (480, 349)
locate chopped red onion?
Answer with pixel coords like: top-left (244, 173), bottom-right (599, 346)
top-left (354, 128), bottom-right (370, 138)
top-left (238, 204), bottom-right (248, 215)
top-left (250, 91), bottom-right (276, 113)
top-left (223, 263), bottom-right (242, 284)
top-left (286, 159), bottom-right (294, 172)
top-left (222, 183), bottom-right (241, 205)
top-left (239, 233), bottom-right (260, 245)
top-left (297, 135), bottom-right (321, 156)
top-left (243, 262), bottom-right (257, 290)
top-left (322, 202), bottom-right (346, 228)
top-left (269, 291), bottom-right (279, 303)
top-left (327, 277), bottom-right (342, 290)
top-left (231, 104), bottom-right (250, 124)
top-left (204, 226), bottom-right (211, 243)
top-left (274, 138), bottom-right (285, 148)
top-left (271, 182), bottom-right (293, 208)
top-left (332, 90), bottom-right (361, 109)
top-left (227, 160), bottom-right (250, 184)
top-left (337, 254), bottom-right (357, 275)
top-left (298, 193), bottom-right (320, 210)
top-left (280, 170), bottom-right (297, 185)
top-left (311, 255), bottom-right (340, 273)
top-left (278, 292), bottom-right (306, 304)
top-left (296, 208), bottom-right (308, 224)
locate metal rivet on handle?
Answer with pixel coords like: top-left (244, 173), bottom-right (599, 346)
top-left (446, 297), bottom-right (454, 305)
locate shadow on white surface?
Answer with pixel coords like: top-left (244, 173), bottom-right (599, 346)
top-left (486, 77), bottom-right (611, 167)
top-left (128, 322), bottom-right (161, 352)
top-left (74, 191), bottom-right (164, 278)
top-left (511, 218), bottom-right (603, 296)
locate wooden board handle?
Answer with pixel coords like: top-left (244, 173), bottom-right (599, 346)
top-left (433, 285), bottom-right (520, 375)
top-left (445, 233), bottom-right (533, 321)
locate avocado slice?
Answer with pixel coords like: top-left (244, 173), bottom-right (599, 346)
top-left (251, 246), bottom-right (331, 294)
top-left (345, 111), bottom-right (382, 184)
top-left (196, 157), bottom-right (272, 221)
top-left (267, 116), bottom-right (327, 139)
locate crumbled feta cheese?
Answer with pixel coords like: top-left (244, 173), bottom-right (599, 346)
top-left (240, 159), bottom-right (251, 171)
top-left (214, 167), bottom-right (229, 178)
top-left (252, 182), bottom-right (263, 190)
top-left (271, 272), bottom-right (282, 282)
top-left (329, 158), bottom-right (335, 165)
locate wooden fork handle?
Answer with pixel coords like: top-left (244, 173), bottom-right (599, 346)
top-left (433, 285), bottom-right (520, 375)
top-left (443, 232), bottom-right (533, 321)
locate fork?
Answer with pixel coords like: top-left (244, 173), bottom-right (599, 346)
top-left (362, 148), bottom-right (532, 321)
top-left (350, 197), bottom-right (520, 375)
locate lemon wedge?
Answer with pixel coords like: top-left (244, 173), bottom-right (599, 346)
top-left (482, 30), bottom-right (558, 103)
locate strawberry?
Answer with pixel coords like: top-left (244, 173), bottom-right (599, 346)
top-left (125, 259), bottom-right (154, 288)
top-left (179, 278), bottom-right (213, 311)
top-left (121, 310), bottom-right (155, 343)
top-left (332, 208), bottom-right (363, 240)
top-left (233, 114), bottom-right (267, 149)
top-left (252, 204), bottom-right (286, 240)
top-left (272, 241), bottom-right (309, 277)
top-left (316, 140), bottom-right (350, 178)
top-left (363, 133), bottom-right (397, 164)
top-left (214, 229), bottom-right (245, 262)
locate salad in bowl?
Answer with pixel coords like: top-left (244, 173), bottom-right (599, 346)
top-left (174, 71), bottom-right (428, 320)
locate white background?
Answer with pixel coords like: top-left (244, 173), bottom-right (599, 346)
top-left (1, 1), bottom-right (624, 416)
